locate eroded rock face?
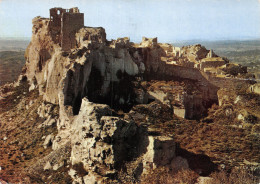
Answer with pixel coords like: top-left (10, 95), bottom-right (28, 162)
top-left (19, 7), bottom-right (224, 183)
top-left (24, 17), bottom-right (142, 110)
top-left (71, 99), bottom-right (137, 178)
top-left (70, 98), bottom-right (169, 182)
top-left (24, 14), bottom-right (219, 122)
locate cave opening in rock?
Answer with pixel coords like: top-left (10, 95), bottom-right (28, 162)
top-left (86, 68), bottom-right (142, 113)
top-left (73, 92), bottom-right (82, 115)
top-left (175, 143), bottom-right (218, 176)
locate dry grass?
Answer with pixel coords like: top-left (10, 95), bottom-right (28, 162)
top-left (140, 168), bottom-right (198, 184)
top-left (140, 167), bottom-right (259, 184)
top-left (0, 84), bottom-right (59, 183)
top-left (210, 168), bottom-right (259, 184)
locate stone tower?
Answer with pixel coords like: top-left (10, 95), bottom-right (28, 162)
top-left (49, 7), bottom-right (84, 51)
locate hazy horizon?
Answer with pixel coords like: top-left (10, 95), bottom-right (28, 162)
top-left (0, 0), bottom-right (260, 43)
top-left (0, 36), bottom-right (260, 43)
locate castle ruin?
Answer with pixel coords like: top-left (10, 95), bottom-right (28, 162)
top-left (49, 7), bottom-right (84, 51)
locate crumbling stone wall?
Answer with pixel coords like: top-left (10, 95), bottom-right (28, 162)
top-left (49, 7), bottom-right (84, 51)
top-left (76, 27), bottom-right (106, 47)
top-left (49, 8), bottom-right (66, 44)
top-left (200, 57), bottom-right (226, 70)
top-left (61, 12), bottom-right (84, 51)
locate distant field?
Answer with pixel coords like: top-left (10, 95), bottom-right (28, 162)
top-left (0, 39), bottom-right (28, 85)
top-left (0, 39), bottom-right (30, 51)
top-left (216, 50), bottom-right (260, 79)
top-left (0, 51), bottom-right (26, 85)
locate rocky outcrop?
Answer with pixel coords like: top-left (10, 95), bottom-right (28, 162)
top-left (23, 13), bottom-right (219, 121)
top-left (1, 6), bottom-right (260, 184)
top-left (70, 98), bottom-right (142, 182)
top-left (16, 7), bottom-right (228, 183)
top-left (249, 83), bottom-right (260, 95)
top-left (68, 98), bottom-right (176, 182)
top-left (180, 44), bottom-right (217, 62)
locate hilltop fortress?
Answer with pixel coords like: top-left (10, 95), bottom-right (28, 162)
top-left (2, 7), bottom-right (257, 183)
top-left (26, 7), bottom-right (249, 118)
top-left (45, 8), bottom-right (247, 75)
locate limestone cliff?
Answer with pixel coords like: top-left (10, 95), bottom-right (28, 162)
top-left (17, 8), bottom-right (220, 182)
top-left (17, 6), bottom-right (219, 179)
top-left (18, 9), bottom-right (178, 183)
top-left (1, 7), bottom-right (259, 184)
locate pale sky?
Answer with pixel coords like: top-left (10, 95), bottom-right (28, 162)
top-left (0, 0), bottom-right (259, 42)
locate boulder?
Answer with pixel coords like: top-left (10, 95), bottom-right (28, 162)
top-left (143, 136), bottom-right (175, 174)
top-left (43, 134), bottom-right (54, 149)
top-left (43, 161), bottom-right (52, 171)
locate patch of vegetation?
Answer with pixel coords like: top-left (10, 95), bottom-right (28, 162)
top-left (210, 168), bottom-right (259, 184)
top-left (140, 167), bottom-right (198, 184)
top-left (0, 84), bottom-right (59, 183)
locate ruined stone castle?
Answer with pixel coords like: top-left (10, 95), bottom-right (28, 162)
top-left (7, 7), bottom-right (253, 183)
top-left (49, 7), bottom-right (84, 51)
